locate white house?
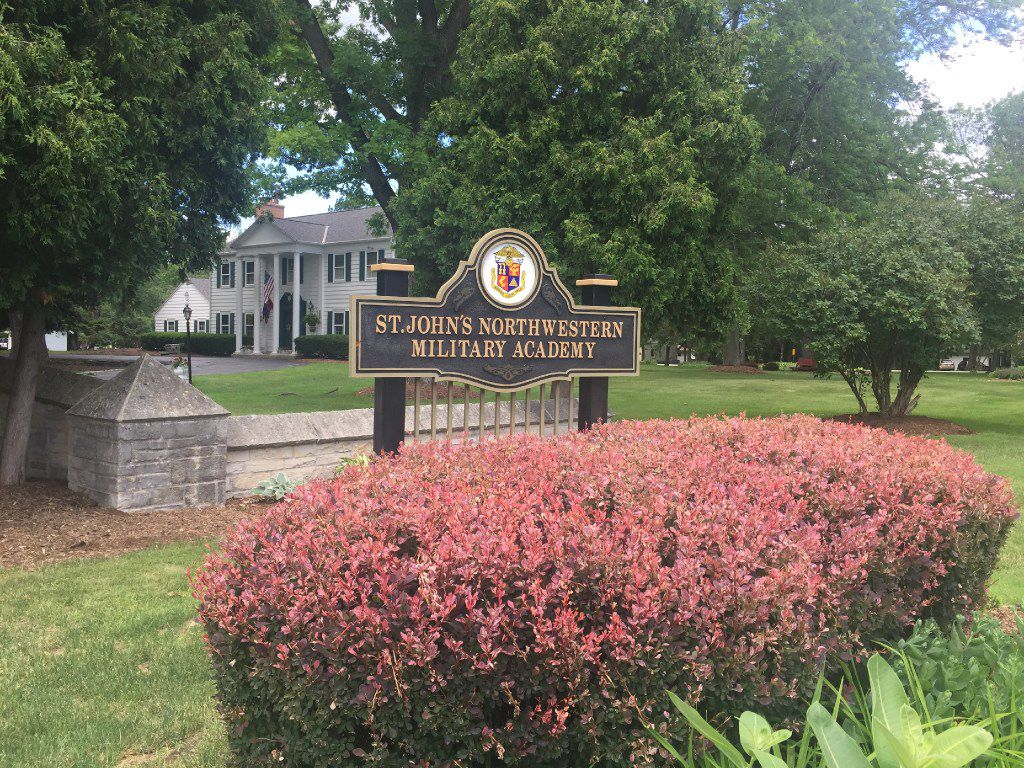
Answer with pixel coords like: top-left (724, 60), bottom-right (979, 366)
top-left (209, 201), bottom-right (394, 354)
top-left (154, 277), bottom-right (212, 333)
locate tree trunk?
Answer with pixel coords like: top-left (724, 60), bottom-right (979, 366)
top-left (870, 363), bottom-right (892, 415)
top-left (0, 307), bottom-right (47, 484)
top-left (722, 327), bottom-right (745, 366)
top-left (7, 309), bottom-right (22, 360)
top-left (663, 344), bottom-right (673, 365)
top-left (889, 365), bottom-right (924, 417)
top-left (967, 346), bottom-right (979, 372)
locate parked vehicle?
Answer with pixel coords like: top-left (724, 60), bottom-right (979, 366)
top-left (938, 358), bottom-right (955, 371)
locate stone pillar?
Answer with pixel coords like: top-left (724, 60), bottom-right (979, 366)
top-left (272, 254), bottom-right (281, 353)
top-left (292, 251), bottom-right (301, 354)
top-left (66, 355), bottom-right (229, 511)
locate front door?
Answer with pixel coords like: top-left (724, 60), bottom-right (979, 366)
top-left (279, 292), bottom-right (293, 350)
top-left (278, 293), bottom-right (308, 351)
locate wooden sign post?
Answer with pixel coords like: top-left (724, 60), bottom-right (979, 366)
top-left (352, 230), bottom-right (641, 453)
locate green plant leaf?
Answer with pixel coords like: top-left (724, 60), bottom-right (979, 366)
top-left (807, 702), bottom-right (872, 768)
top-left (870, 653), bottom-right (911, 768)
top-left (923, 725), bottom-right (993, 768)
top-left (753, 749), bottom-right (790, 768)
top-left (876, 719), bottom-right (921, 768)
top-left (739, 712), bottom-right (774, 754)
top-left (668, 693), bottom-right (747, 768)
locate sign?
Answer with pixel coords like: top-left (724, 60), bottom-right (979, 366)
top-left (349, 229), bottom-right (641, 391)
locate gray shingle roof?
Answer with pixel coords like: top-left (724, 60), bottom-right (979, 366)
top-left (227, 206), bottom-right (392, 249)
top-left (188, 277), bottom-right (211, 302)
top-left (284, 206), bottom-right (391, 244)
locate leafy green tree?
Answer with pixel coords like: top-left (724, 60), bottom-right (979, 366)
top-left (723, 0), bottom-right (1021, 364)
top-left (985, 91), bottom-right (1024, 206)
top-left (957, 196), bottom-right (1024, 366)
top-left (393, 0), bottom-right (759, 334)
top-left (758, 194), bottom-right (977, 416)
top-left (262, 0), bottom-right (475, 228)
top-left (0, 1), bottom-right (277, 483)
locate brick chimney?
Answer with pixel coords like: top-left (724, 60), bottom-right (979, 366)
top-left (255, 196), bottom-right (285, 219)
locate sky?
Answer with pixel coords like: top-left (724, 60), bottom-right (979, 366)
top-left (259, 32), bottom-right (1024, 223)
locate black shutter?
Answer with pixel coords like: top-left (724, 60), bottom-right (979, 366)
top-left (216, 264), bottom-right (221, 288)
top-left (229, 261), bottom-right (236, 288)
top-left (343, 311), bottom-right (350, 335)
top-left (326, 311), bottom-right (334, 335)
top-left (345, 252), bottom-right (352, 282)
top-left (359, 251), bottom-right (365, 281)
top-left (327, 254), bottom-right (334, 283)
top-left (300, 257), bottom-right (305, 284)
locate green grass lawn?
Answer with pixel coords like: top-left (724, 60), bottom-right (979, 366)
top-left (2, 363), bottom-right (1020, 767)
top-left (0, 544), bottom-right (227, 767)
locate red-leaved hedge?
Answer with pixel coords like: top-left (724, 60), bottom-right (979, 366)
top-left (194, 416), bottom-right (1017, 767)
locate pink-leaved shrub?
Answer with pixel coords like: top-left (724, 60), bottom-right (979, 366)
top-left (194, 416), bottom-right (1017, 767)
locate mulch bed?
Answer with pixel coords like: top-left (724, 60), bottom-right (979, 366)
top-left (826, 413), bottom-right (974, 437)
top-left (708, 365), bottom-right (766, 375)
top-left (0, 481), bottom-right (263, 570)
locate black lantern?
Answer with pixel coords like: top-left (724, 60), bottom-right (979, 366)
top-left (182, 300), bottom-right (194, 383)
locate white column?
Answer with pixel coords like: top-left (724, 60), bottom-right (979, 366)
top-left (319, 253), bottom-right (326, 333)
top-left (292, 251), bottom-right (301, 353)
top-left (235, 258), bottom-right (244, 353)
top-left (252, 256), bottom-right (262, 354)
top-left (272, 254), bottom-right (281, 353)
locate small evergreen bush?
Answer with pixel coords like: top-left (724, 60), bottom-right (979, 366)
top-left (139, 331), bottom-right (236, 356)
top-left (194, 416), bottom-right (1017, 767)
top-left (293, 333), bottom-right (347, 359)
top-left (990, 367), bottom-right (1024, 380)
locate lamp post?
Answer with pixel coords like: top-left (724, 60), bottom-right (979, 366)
top-left (182, 300), bottom-right (194, 384)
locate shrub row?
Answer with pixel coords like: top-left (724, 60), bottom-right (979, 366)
top-left (194, 415), bottom-right (1017, 767)
top-left (990, 367), bottom-right (1024, 380)
top-left (139, 331), bottom-right (236, 356)
top-left (294, 333), bottom-right (348, 359)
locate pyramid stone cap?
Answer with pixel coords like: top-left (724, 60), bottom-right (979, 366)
top-left (67, 354), bottom-right (229, 422)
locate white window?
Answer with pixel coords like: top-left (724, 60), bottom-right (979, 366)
top-left (243, 313), bottom-right (254, 340)
top-left (333, 311), bottom-right (348, 335)
top-left (243, 261), bottom-right (255, 286)
top-left (218, 262), bottom-right (234, 288)
top-left (194, 320), bottom-right (208, 333)
top-left (216, 313), bottom-right (234, 335)
top-left (281, 257), bottom-right (292, 286)
top-left (328, 253), bottom-right (345, 283)
top-left (163, 320), bottom-right (178, 332)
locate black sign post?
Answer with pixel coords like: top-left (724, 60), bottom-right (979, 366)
top-left (352, 230), bottom-right (640, 452)
top-left (371, 258), bottom-right (413, 454)
top-left (576, 275), bottom-right (616, 430)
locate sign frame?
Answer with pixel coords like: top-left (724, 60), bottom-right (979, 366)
top-left (348, 228), bottom-right (641, 393)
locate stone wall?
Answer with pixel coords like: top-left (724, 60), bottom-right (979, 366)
top-left (0, 358), bottom-right (101, 480)
top-left (1, 356), bottom-right (574, 510)
top-left (224, 398), bottom-right (573, 497)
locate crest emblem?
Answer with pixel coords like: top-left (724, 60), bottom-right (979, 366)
top-left (490, 245), bottom-right (526, 299)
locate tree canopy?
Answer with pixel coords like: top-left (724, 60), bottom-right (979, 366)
top-left (756, 193), bottom-right (978, 416)
top-left (393, 0), bottom-right (759, 334)
top-left (0, 0), bottom-right (278, 482)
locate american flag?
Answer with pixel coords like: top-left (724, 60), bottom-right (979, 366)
top-left (261, 270), bottom-right (274, 322)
